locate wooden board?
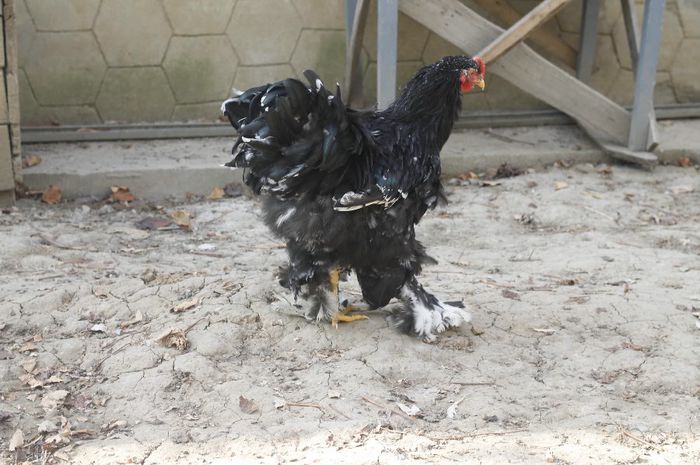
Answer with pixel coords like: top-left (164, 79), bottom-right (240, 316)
top-left (344, 0), bottom-right (369, 105)
top-left (0, 21), bottom-right (5, 69)
top-left (399, 0), bottom-right (631, 146)
top-left (4, 0), bottom-right (20, 127)
top-left (0, 73), bottom-right (7, 124)
top-left (0, 125), bottom-right (14, 191)
top-left (478, 0), bottom-right (572, 64)
top-left (472, 0), bottom-right (576, 68)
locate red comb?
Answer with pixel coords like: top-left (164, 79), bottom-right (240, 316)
top-left (473, 56), bottom-right (485, 76)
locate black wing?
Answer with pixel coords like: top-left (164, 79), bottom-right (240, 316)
top-left (223, 71), bottom-right (385, 205)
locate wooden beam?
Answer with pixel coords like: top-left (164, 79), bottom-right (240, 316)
top-left (344, 0), bottom-right (369, 106)
top-left (477, 0), bottom-right (573, 64)
top-left (622, 0), bottom-right (659, 151)
top-left (377, 0), bottom-right (399, 110)
top-left (576, 0), bottom-right (600, 83)
top-left (399, 0), bottom-right (630, 146)
top-left (598, 141), bottom-right (658, 166)
top-left (472, 0), bottom-right (577, 68)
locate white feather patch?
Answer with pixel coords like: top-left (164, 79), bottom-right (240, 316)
top-left (275, 207), bottom-right (296, 227)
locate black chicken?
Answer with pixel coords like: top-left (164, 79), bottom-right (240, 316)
top-left (222, 56), bottom-right (486, 342)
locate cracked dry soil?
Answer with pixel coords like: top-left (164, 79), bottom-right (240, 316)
top-left (1, 163), bottom-right (699, 464)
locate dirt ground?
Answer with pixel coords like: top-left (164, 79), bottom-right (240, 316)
top-left (1, 162), bottom-right (699, 465)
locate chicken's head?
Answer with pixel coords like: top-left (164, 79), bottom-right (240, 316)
top-left (459, 56), bottom-right (486, 93)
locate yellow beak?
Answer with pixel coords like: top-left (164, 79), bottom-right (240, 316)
top-left (475, 77), bottom-right (485, 91)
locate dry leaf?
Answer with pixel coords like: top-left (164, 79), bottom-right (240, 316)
top-left (207, 187), bottom-right (225, 200)
top-left (622, 341), bottom-right (644, 351)
top-left (554, 181), bottom-right (569, 191)
top-left (110, 186), bottom-right (136, 203)
top-left (121, 310), bottom-right (144, 328)
top-left (273, 398), bottom-right (286, 409)
top-left (38, 420), bottom-right (59, 434)
top-left (170, 298), bottom-right (199, 314)
top-left (18, 341), bottom-right (38, 353)
top-left (239, 395), bottom-right (259, 414)
top-left (21, 359), bottom-right (37, 373)
top-left (19, 374), bottom-right (44, 389)
top-left (22, 154), bottom-right (42, 168)
top-left (480, 180), bottom-right (501, 187)
top-left (677, 156), bottom-right (694, 167)
top-left (222, 281), bottom-right (243, 293)
top-left (446, 396), bottom-right (465, 419)
top-left (458, 171), bottom-right (479, 180)
top-left (90, 323), bottom-right (107, 333)
top-left (170, 210), bottom-right (192, 229)
top-left (46, 375), bottom-right (63, 384)
top-left (532, 327), bottom-right (557, 335)
top-left (501, 289), bottom-right (521, 300)
top-left (157, 329), bottom-right (189, 351)
top-left (135, 216), bottom-right (173, 231)
top-left (9, 429), bottom-right (24, 451)
top-left (396, 403), bottom-right (420, 416)
top-left (41, 390), bottom-right (69, 413)
top-left (669, 185), bottom-right (694, 195)
top-left (41, 186), bottom-right (63, 205)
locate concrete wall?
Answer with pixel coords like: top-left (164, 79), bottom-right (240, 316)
top-left (16, 0), bottom-right (700, 126)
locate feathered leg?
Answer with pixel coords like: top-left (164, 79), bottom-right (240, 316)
top-left (329, 268), bottom-right (368, 327)
top-left (303, 267), bottom-right (368, 327)
top-left (390, 276), bottom-right (471, 343)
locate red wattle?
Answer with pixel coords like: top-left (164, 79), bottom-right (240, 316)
top-left (460, 74), bottom-right (472, 92)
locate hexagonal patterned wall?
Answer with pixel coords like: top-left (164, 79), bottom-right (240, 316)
top-left (16, 0), bottom-right (699, 125)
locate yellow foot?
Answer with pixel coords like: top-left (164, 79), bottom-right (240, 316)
top-left (332, 311), bottom-right (369, 328)
top-left (332, 303), bottom-right (369, 328)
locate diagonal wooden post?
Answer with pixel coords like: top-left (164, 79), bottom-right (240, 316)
top-left (344, 0), bottom-right (370, 106)
top-left (477, 0), bottom-right (573, 64)
top-left (400, 0), bottom-right (630, 146)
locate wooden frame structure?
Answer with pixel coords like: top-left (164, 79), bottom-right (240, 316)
top-left (345, 0), bottom-right (666, 166)
top-left (0, 0), bottom-right (21, 206)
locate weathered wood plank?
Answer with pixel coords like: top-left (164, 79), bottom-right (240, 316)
top-left (0, 125), bottom-right (14, 191)
top-left (621, 0), bottom-right (659, 151)
top-left (344, 0), bottom-right (369, 105)
top-left (4, 0), bottom-right (20, 127)
top-left (576, 0), bottom-right (599, 83)
top-left (0, 72), bottom-right (7, 124)
top-left (399, 0), bottom-right (630, 145)
top-left (599, 141), bottom-right (658, 166)
top-left (472, 0), bottom-right (577, 68)
top-left (477, 0), bottom-right (572, 64)
top-left (0, 21), bottom-right (5, 69)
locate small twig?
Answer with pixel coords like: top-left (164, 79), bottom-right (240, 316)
top-left (93, 341), bottom-right (131, 370)
top-left (478, 279), bottom-right (515, 289)
top-left (328, 403), bottom-right (352, 420)
top-left (184, 317), bottom-right (206, 334)
top-left (37, 274), bottom-right (64, 281)
top-left (361, 396), bottom-right (417, 422)
top-left (451, 381), bottom-right (496, 386)
top-left (286, 402), bottom-right (324, 411)
top-left (422, 428), bottom-right (528, 441)
top-left (31, 232), bottom-right (88, 251)
top-left (580, 204), bottom-right (617, 222)
top-left (620, 428), bottom-right (657, 448)
top-left (187, 250), bottom-right (228, 258)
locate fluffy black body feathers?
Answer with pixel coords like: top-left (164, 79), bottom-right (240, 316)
top-left (223, 56), bottom-right (479, 340)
